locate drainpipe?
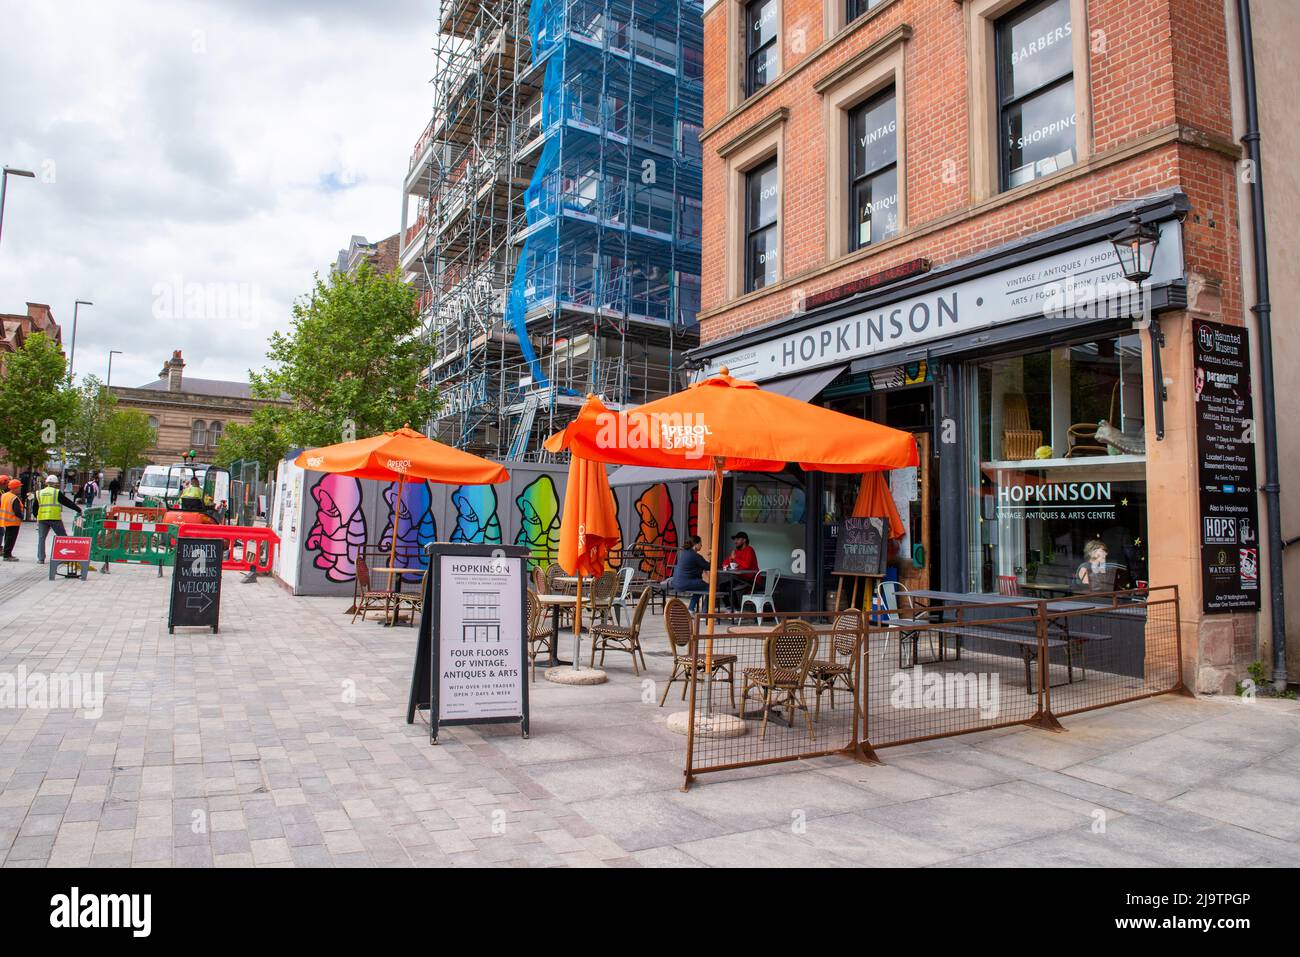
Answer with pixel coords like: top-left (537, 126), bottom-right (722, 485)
top-left (1235, 0), bottom-right (1288, 690)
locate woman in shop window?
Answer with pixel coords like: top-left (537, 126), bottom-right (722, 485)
top-left (1075, 539), bottom-right (1116, 592)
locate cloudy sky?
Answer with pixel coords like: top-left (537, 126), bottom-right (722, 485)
top-left (0, 0), bottom-right (432, 389)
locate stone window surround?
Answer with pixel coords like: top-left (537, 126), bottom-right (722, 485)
top-left (719, 108), bottom-right (787, 300)
top-left (964, 0), bottom-right (1093, 203)
top-left (728, 0), bottom-right (784, 112)
top-left (818, 24), bottom-right (909, 264)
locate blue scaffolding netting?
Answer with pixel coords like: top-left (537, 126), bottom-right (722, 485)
top-left (505, 0), bottom-right (705, 391)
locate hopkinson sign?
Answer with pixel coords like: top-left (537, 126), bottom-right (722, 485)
top-left (703, 221), bottom-right (1184, 382)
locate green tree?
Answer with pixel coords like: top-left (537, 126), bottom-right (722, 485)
top-left (251, 262), bottom-right (438, 447)
top-left (103, 409), bottom-right (156, 476)
top-left (65, 375), bottom-right (117, 473)
top-left (0, 332), bottom-right (77, 475)
top-left (214, 406), bottom-right (290, 474)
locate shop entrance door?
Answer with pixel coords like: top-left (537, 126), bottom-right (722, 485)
top-left (895, 431), bottom-right (933, 593)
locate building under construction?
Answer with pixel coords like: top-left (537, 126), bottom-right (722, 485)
top-left (400, 0), bottom-right (703, 459)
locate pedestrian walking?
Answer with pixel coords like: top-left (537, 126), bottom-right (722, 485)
top-left (108, 476), bottom-right (121, 505)
top-left (35, 474), bottom-right (83, 565)
top-left (0, 480), bottom-right (23, 561)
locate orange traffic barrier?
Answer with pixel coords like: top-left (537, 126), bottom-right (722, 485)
top-left (182, 524), bottom-right (280, 574)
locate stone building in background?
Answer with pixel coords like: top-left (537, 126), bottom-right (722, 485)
top-left (107, 350), bottom-right (290, 479)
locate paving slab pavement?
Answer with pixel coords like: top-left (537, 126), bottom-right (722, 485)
top-left (0, 527), bottom-right (1296, 867)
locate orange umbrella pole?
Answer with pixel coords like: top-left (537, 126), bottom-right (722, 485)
top-left (704, 458), bottom-right (723, 713)
top-left (573, 574), bottom-right (583, 672)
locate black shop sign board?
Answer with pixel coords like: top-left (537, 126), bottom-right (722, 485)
top-left (168, 536), bottom-right (224, 634)
top-left (1193, 319), bottom-right (1261, 613)
top-left (406, 543), bottom-right (530, 744)
top-left (832, 516), bottom-right (888, 578)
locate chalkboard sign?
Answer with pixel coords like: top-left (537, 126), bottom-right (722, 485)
top-left (833, 516), bottom-right (887, 577)
top-left (407, 543), bottom-right (530, 744)
top-left (1193, 319), bottom-right (1261, 613)
top-left (168, 536), bottom-right (225, 634)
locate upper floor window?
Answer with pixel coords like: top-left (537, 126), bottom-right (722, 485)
top-left (208, 421), bottom-right (224, 447)
top-left (191, 420), bottom-right (207, 448)
top-left (745, 158), bottom-right (779, 292)
top-left (845, 0), bottom-right (886, 26)
top-left (996, 0), bottom-right (1076, 191)
top-left (849, 88), bottom-right (899, 251)
top-left (745, 0), bottom-right (778, 96)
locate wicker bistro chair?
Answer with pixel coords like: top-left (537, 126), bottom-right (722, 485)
top-left (808, 609), bottom-right (864, 720)
top-left (352, 556), bottom-right (399, 625)
top-left (589, 587), bottom-right (652, 674)
top-left (583, 570), bottom-right (619, 630)
top-left (540, 562), bottom-right (575, 628)
top-left (739, 621), bottom-right (819, 740)
top-left (659, 598), bottom-right (737, 707)
top-left (525, 590), bottom-right (555, 681)
top-left (389, 569), bottom-right (427, 626)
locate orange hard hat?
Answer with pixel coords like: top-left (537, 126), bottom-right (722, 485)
top-left (7, 480), bottom-right (20, 490)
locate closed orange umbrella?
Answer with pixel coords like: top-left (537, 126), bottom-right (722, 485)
top-left (556, 451), bottom-right (620, 671)
top-left (295, 424), bottom-right (509, 580)
top-left (852, 471), bottom-right (906, 540)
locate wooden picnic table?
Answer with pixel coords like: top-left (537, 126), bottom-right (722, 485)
top-left (900, 589), bottom-right (1111, 691)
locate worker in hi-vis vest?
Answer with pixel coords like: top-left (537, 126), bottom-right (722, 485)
top-left (0, 479), bottom-right (24, 561)
top-left (35, 474), bottom-right (82, 565)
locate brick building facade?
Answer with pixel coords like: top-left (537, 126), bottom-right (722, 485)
top-left (691, 0), bottom-right (1284, 692)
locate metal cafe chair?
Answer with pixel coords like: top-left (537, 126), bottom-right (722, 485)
top-left (876, 580), bottom-right (943, 668)
top-left (609, 566), bottom-right (637, 624)
top-left (739, 569), bottom-right (782, 623)
top-left (738, 620), bottom-right (818, 741)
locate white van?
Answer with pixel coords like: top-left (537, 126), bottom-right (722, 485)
top-left (135, 465), bottom-right (204, 504)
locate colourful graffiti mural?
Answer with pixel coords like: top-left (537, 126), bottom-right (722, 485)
top-left (379, 480), bottom-right (438, 580)
top-left (305, 474), bottom-right (367, 582)
top-left (633, 483), bottom-right (678, 579)
top-left (450, 485), bottom-right (503, 545)
top-left (514, 475), bottom-right (561, 569)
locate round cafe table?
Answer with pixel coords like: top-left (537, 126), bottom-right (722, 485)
top-left (534, 594), bottom-right (577, 667)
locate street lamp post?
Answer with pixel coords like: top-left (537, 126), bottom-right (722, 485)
top-left (0, 166), bottom-right (36, 250)
top-left (68, 299), bottom-right (93, 383)
top-left (107, 350), bottom-right (123, 389)
top-left (1109, 213), bottom-right (1164, 439)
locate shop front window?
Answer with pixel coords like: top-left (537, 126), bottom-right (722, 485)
top-left (967, 333), bottom-right (1148, 595)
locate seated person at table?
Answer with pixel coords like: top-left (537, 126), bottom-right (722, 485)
top-left (722, 530), bottom-right (759, 607)
top-left (670, 536), bottom-right (711, 612)
top-left (1075, 539), bottom-right (1119, 592)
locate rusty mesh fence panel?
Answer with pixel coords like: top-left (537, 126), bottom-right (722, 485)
top-left (1045, 586), bottom-right (1182, 717)
top-left (681, 589), bottom-right (1182, 782)
top-left (865, 600), bottom-right (1048, 748)
top-left (684, 611), bottom-right (864, 777)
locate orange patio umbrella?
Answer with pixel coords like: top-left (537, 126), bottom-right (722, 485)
top-left (545, 369), bottom-right (918, 638)
top-left (295, 424), bottom-right (509, 577)
top-left (556, 445), bottom-right (621, 671)
top-left (852, 471), bottom-right (905, 540)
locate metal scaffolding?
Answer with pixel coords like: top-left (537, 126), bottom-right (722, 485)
top-left (401, 0), bottom-right (703, 459)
